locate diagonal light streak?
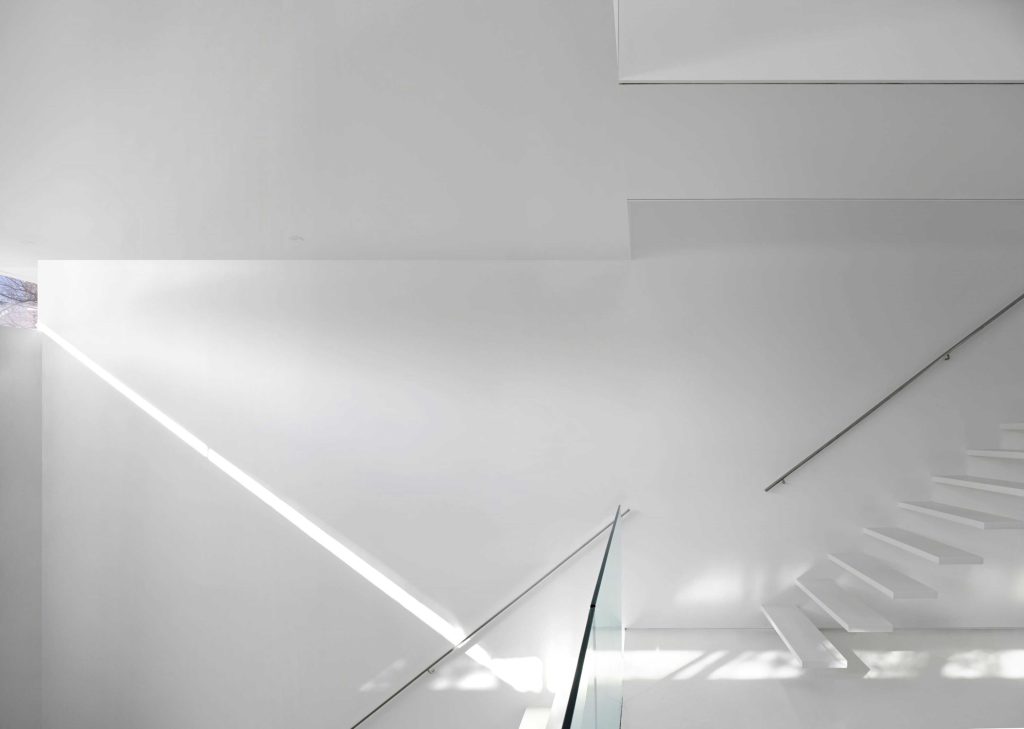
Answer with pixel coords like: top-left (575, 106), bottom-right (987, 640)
top-left (37, 322), bottom-right (468, 646)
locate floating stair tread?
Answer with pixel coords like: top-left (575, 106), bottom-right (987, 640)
top-left (828, 552), bottom-right (937, 599)
top-left (899, 501), bottom-right (1024, 529)
top-left (933, 475), bottom-right (1024, 497)
top-left (762, 605), bottom-right (847, 669)
top-left (795, 576), bottom-right (893, 632)
top-left (967, 449), bottom-right (1024, 460)
top-left (863, 527), bottom-right (983, 564)
top-left (999, 423), bottom-right (1024, 431)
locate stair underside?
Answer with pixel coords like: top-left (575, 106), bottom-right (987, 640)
top-left (899, 501), bottom-right (1024, 529)
top-left (933, 474), bottom-right (1024, 497)
top-left (762, 605), bottom-right (847, 669)
top-left (863, 526), bottom-right (983, 564)
top-left (828, 552), bottom-right (937, 599)
top-left (796, 576), bottom-right (893, 632)
top-left (967, 449), bottom-right (1024, 460)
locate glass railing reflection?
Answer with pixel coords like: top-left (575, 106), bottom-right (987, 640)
top-left (563, 505), bottom-right (624, 729)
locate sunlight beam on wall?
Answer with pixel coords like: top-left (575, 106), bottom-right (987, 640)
top-left (517, 707), bottom-right (551, 729)
top-left (463, 646), bottom-right (544, 693)
top-left (37, 323), bottom-right (468, 647)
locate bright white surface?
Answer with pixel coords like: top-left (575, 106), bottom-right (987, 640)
top-left (38, 322), bottom-right (472, 649)
top-left (618, 0), bottom-right (1024, 81)
top-left (900, 502), bottom-right (1024, 530)
top-left (969, 449), bottom-right (1024, 460)
top-left (862, 527), bottom-right (983, 565)
top-left (796, 577), bottom-right (893, 632)
top-left (624, 628), bottom-right (1024, 729)
top-left (0, 330), bottom-right (41, 729)
top-left (41, 291), bottom-right (616, 726)
top-left (761, 606), bottom-right (846, 669)
top-left (40, 243), bottom-right (1024, 637)
top-left (41, 348), bottom-right (457, 727)
top-left (933, 475), bottom-right (1024, 498)
top-left (36, 243), bottom-right (1024, 722)
top-left (828, 553), bottom-right (936, 600)
top-left (5, 4), bottom-right (1024, 266)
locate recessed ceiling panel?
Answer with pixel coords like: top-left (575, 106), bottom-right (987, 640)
top-left (618, 0), bottom-right (1024, 82)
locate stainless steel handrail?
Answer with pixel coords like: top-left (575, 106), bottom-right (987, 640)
top-left (765, 290), bottom-right (1024, 492)
top-left (350, 508), bottom-right (631, 728)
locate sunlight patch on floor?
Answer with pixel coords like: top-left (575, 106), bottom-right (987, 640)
top-left (856, 650), bottom-right (930, 679)
top-left (942, 650), bottom-right (1024, 679)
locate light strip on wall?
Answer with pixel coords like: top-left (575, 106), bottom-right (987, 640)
top-left (517, 707), bottom-right (551, 729)
top-left (37, 322), bottom-right (468, 647)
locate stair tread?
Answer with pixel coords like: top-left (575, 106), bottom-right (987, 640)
top-left (796, 576), bottom-right (893, 632)
top-left (762, 605), bottom-right (847, 669)
top-left (933, 474), bottom-right (1024, 497)
top-left (899, 501), bottom-right (1024, 529)
top-left (863, 526), bottom-right (983, 564)
top-left (967, 449), bottom-right (1024, 460)
top-left (999, 423), bottom-right (1024, 431)
top-left (828, 552), bottom-right (936, 598)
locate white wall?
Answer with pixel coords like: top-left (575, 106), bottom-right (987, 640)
top-left (0, 328), bottom-right (41, 729)
top-left (38, 246), bottom-right (1024, 725)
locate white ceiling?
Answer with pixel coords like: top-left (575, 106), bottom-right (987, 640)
top-left (618, 0), bottom-right (1024, 82)
top-left (2, 0), bottom-right (1024, 268)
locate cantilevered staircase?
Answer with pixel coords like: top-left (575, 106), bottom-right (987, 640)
top-left (762, 422), bottom-right (1024, 669)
